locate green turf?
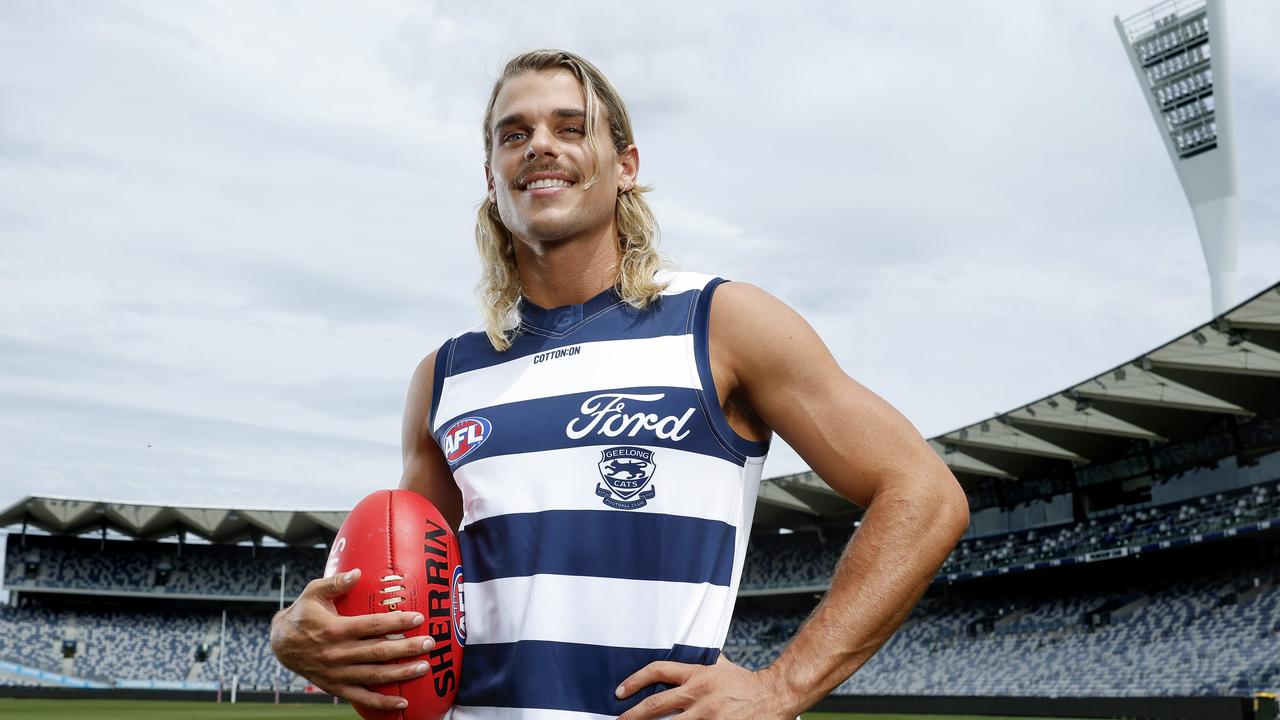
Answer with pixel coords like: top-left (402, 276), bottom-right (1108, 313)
top-left (804, 715), bottom-right (1090, 720)
top-left (0, 699), bottom-right (356, 719)
top-left (0, 700), bottom-right (1091, 720)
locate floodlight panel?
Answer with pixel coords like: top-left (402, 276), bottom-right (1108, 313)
top-left (1121, 2), bottom-right (1220, 161)
top-left (1115, 0), bottom-right (1239, 316)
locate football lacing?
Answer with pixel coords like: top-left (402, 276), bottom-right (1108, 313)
top-left (380, 574), bottom-right (406, 610)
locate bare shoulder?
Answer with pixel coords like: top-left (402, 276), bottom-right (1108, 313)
top-left (709, 281), bottom-right (955, 509)
top-left (402, 350), bottom-right (439, 439)
top-left (707, 280), bottom-right (791, 322)
top-left (400, 347), bottom-right (462, 529)
top-left (410, 350), bottom-right (439, 393)
top-left (708, 281), bottom-right (835, 383)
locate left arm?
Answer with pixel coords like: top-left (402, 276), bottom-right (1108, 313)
top-left (618, 282), bottom-right (969, 718)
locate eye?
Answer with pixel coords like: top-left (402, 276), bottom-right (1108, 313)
top-left (501, 132), bottom-right (527, 144)
top-left (562, 126), bottom-right (584, 135)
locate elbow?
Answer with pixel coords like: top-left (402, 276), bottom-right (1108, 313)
top-left (885, 464), bottom-right (969, 543)
top-left (938, 469), bottom-right (970, 541)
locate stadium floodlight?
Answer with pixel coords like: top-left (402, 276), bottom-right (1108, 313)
top-left (1115, 0), bottom-right (1239, 316)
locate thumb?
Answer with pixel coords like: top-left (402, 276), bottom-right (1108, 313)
top-left (317, 568), bottom-right (361, 598)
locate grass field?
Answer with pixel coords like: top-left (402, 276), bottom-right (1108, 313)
top-left (0, 699), bottom-right (1084, 720)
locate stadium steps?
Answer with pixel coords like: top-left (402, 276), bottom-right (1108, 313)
top-left (188, 616), bottom-right (222, 683)
top-left (993, 608), bottom-right (1029, 629)
top-left (1231, 576), bottom-right (1273, 605)
top-left (60, 610), bottom-right (77, 678)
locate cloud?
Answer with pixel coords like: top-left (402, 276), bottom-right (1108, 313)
top-left (0, 389), bottom-right (399, 508)
top-left (1, 0), bottom-right (1277, 503)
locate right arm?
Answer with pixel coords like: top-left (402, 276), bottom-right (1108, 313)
top-left (268, 349), bottom-right (460, 712)
top-left (398, 349), bottom-right (463, 529)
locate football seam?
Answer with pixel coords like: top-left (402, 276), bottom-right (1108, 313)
top-left (387, 491), bottom-right (404, 720)
top-left (385, 490), bottom-right (395, 577)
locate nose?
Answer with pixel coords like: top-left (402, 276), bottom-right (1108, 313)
top-left (524, 125), bottom-right (559, 161)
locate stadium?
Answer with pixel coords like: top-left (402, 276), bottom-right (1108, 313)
top-left (3, 1), bottom-right (1279, 720)
top-left (3, 274), bottom-right (1279, 720)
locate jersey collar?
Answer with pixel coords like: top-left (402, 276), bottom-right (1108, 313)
top-left (518, 285), bottom-right (621, 334)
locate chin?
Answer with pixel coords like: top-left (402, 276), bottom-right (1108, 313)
top-left (520, 214), bottom-right (589, 243)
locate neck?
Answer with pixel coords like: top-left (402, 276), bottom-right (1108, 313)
top-left (512, 226), bottom-right (622, 308)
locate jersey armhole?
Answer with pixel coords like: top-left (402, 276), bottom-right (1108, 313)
top-left (427, 337), bottom-right (455, 434)
top-left (693, 278), bottom-right (771, 459)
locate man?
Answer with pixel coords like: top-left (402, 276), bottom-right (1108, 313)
top-left (271, 49), bottom-right (969, 718)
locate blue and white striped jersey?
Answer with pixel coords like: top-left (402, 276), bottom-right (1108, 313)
top-left (430, 271), bottom-right (769, 719)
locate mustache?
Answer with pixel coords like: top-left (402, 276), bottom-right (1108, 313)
top-left (515, 162), bottom-right (579, 188)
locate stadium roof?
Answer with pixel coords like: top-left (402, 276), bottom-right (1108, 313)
top-left (2, 281), bottom-right (1278, 543)
top-left (751, 279), bottom-right (1280, 527)
top-left (0, 496), bottom-right (348, 546)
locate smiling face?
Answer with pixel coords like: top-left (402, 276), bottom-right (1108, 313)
top-left (485, 68), bottom-right (637, 246)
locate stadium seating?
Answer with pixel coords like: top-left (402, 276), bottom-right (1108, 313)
top-left (0, 605), bottom-right (66, 675)
top-left (741, 478), bottom-right (1280, 591)
top-left (2, 476), bottom-right (1278, 696)
top-left (6, 481), bottom-right (1278, 600)
top-left (7, 553), bottom-right (1277, 696)
top-left (0, 603), bottom-right (304, 691)
top-left (73, 609), bottom-right (208, 682)
top-left (728, 563), bottom-right (1280, 697)
top-left (3, 538), bottom-right (318, 599)
top-left (188, 612), bottom-right (302, 692)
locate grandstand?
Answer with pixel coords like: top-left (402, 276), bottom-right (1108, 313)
top-left (730, 544), bottom-right (1280, 698)
top-left (0, 275), bottom-right (1274, 712)
top-left (4, 535), bottom-right (316, 599)
top-left (1, 280), bottom-right (1277, 717)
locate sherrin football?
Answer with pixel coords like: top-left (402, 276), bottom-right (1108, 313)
top-left (324, 489), bottom-right (465, 720)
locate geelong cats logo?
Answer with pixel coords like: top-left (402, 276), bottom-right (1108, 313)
top-left (596, 446), bottom-right (657, 510)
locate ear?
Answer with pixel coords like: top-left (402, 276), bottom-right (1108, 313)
top-left (484, 161), bottom-right (496, 204)
top-left (616, 144), bottom-right (639, 193)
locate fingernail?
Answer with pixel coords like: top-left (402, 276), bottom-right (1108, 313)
top-left (395, 699), bottom-right (408, 709)
top-left (414, 662), bottom-right (429, 675)
top-left (409, 613), bottom-right (424, 626)
top-left (422, 637), bottom-right (435, 652)
top-left (615, 683), bottom-right (624, 698)
top-left (343, 569), bottom-right (359, 582)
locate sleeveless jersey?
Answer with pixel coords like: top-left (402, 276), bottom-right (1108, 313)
top-left (430, 271), bottom-right (769, 719)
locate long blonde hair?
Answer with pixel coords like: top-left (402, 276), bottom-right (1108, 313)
top-left (475, 49), bottom-right (667, 351)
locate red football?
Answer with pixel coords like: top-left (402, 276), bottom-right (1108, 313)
top-left (324, 489), bottom-right (465, 720)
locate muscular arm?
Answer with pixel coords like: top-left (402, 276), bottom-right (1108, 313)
top-left (399, 350), bottom-right (462, 530)
top-left (719, 283), bottom-right (969, 713)
top-left (618, 283), bottom-right (969, 719)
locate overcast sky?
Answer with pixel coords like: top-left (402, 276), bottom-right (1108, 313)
top-left (1, 0), bottom-right (1277, 514)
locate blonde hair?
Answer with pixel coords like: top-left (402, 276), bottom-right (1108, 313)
top-left (475, 49), bottom-right (667, 351)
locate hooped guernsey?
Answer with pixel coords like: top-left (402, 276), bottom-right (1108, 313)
top-left (430, 271), bottom-right (769, 719)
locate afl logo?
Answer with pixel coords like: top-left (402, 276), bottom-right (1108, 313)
top-left (451, 565), bottom-right (466, 646)
top-left (443, 417), bottom-right (491, 464)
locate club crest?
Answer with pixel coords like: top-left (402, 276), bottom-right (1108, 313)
top-left (596, 446), bottom-right (657, 510)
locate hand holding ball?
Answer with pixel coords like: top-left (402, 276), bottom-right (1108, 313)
top-left (325, 489), bottom-right (465, 720)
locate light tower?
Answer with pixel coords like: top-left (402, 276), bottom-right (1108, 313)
top-left (1115, 0), bottom-right (1239, 317)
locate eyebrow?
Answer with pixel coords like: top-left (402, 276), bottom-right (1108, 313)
top-left (492, 108), bottom-right (587, 134)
